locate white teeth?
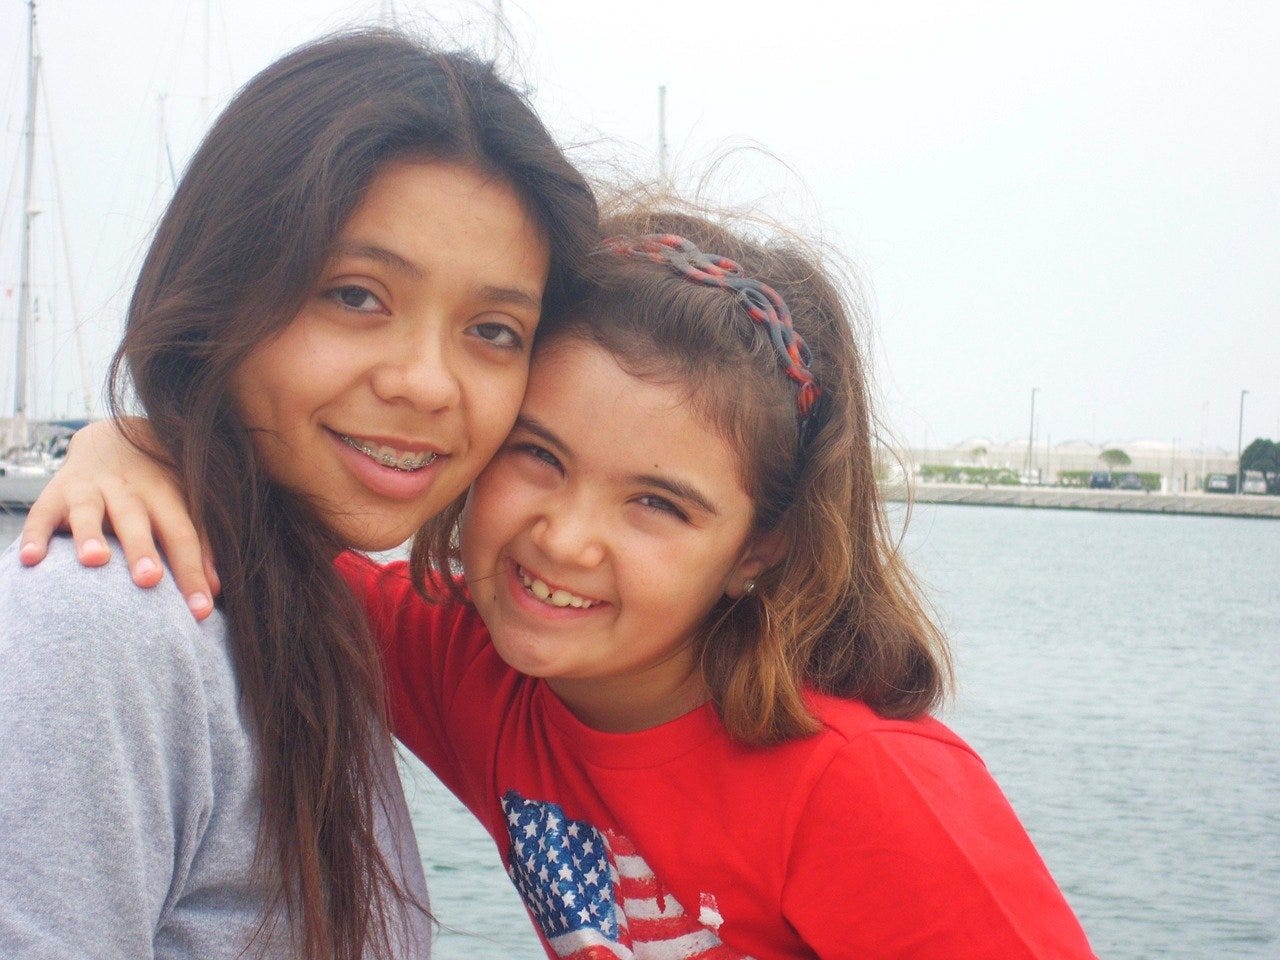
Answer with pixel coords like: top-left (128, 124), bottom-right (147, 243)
top-left (340, 435), bottom-right (438, 472)
top-left (518, 567), bottom-right (596, 609)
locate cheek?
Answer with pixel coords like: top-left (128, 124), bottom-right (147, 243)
top-left (458, 484), bottom-right (500, 568)
top-left (626, 539), bottom-right (738, 610)
top-left (460, 461), bottom-right (535, 556)
top-left (229, 354), bottom-right (277, 432)
top-left (232, 328), bottom-right (320, 424)
top-left (471, 368), bottom-right (530, 451)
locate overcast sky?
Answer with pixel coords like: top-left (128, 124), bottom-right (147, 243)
top-left (2, 0), bottom-right (1276, 451)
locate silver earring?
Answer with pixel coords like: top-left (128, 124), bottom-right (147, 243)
top-left (742, 580), bottom-right (756, 596)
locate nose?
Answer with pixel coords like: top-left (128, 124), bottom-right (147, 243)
top-left (371, 324), bottom-right (461, 412)
top-left (529, 490), bottom-right (606, 570)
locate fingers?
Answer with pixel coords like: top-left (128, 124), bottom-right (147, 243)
top-left (151, 495), bottom-right (216, 621)
top-left (106, 490), bottom-right (167, 589)
top-left (19, 472), bottom-right (114, 567)
top-left (201, 536), bottom-right (222, 598)
top-left (18, 417), bottom-right (218, 620)
top-left (18, 481), bottom-right (73, 565)
top-left (65, 491), bottom-right (113, 567)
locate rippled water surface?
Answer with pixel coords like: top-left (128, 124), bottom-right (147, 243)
top-left (4, 504), bottom-right (1277, 958)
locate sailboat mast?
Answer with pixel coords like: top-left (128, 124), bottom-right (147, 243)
top-left (12, 0), bottom-right (39, 444)
top-left (657, 85), bottom-right (669, 186)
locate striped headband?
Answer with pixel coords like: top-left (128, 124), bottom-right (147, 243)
top-left (604, 233), bottom-right (822, 425)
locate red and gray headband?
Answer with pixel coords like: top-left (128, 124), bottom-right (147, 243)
top-left (604, 233), bottom-right (822, 428)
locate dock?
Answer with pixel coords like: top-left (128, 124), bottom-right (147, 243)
top-left (882, 483), bottom-right (1280, 520)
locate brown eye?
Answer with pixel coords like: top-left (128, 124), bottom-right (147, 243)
top-left (637, 494), bottom-right (687, 522)
top-left (468, 319), bottom-right (523, 351)
top-left (514, 443), bottom-right (561, 471)
top-left (325, 285), bottom-right (382, 312)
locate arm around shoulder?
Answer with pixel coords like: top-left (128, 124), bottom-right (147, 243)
top-left (0, 538), bottom-right (222, 958)
top-left (780, 724), bottom-right (1097, 959)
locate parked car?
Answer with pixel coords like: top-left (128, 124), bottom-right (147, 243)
top-left (1088, 470), bottom-right (1113, 489)
top-left (1118, 472), bottom-right (1144, 490)
top-left (1242, 470), bottom-right (1268, 495)
top-left (1205, 473), bottom-right (1236, 494)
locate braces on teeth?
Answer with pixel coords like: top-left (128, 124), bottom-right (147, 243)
top-left (341, 435), bottom-right (437, 471)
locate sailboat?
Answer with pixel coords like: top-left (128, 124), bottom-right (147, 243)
top-left (1, 1), bottom-right (89, 510)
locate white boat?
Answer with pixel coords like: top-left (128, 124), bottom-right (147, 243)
top-left (0, 460), bottom-right (55, 511)
top-left (0, 420), bottom-right (78, 510)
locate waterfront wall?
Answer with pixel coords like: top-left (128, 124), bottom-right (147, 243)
top-left (883, 482), bottom-right (1280, 519)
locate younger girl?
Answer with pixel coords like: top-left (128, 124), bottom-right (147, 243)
top-left (25, 211), bottom-right (1095, 958)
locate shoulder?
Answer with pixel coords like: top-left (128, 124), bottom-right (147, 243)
top-left (2, 534), bottom-right (204, 627)
top-left (806, 690), bottom-right (981, 764)
top-left (789, 693), bottom-right (1000, 830)
top-left (0, 535), bottom-right (232, 705)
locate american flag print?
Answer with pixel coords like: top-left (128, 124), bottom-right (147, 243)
top-left (501, 790), bottom-right (754, 960)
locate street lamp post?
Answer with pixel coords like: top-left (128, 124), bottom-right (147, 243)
top-left (1025, 387), bottom-right (1038, 484)
top-left (1236, 389), bottom-right (1249, 495)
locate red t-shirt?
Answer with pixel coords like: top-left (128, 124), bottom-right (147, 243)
top-left (340, 553), bottom-right (1096, 959)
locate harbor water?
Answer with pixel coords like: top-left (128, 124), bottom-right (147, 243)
top-left (2, 503), bottom-right (1277, 958)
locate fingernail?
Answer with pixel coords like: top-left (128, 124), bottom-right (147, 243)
top-left (186, 592), bottom-right (210, 616)
top-left (81, 538), bottom-right (105, 557)
top-left (134, 557), bottom-right (159, 579)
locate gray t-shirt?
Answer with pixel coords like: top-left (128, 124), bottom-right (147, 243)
top-left (0, 536), bottom-right (432, 958)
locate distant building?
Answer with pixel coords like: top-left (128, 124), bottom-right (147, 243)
top-left (898, 437), bottom-right (1237, 492)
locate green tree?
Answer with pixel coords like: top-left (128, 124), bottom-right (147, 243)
top-left (1099, 447), bottom-right (1131, 469)
top-left (1241, 438), bottom-right (1280, 493)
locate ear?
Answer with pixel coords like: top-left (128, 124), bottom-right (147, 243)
top-left (724, 528), bottom-right (786, 599)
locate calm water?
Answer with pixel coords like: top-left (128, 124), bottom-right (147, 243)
top-left (3, 504), bottom-right (1277, 958)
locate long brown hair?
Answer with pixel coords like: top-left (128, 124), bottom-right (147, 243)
top-left (112, 30), bottom-right (597, 959)
top-left (417, 204), bottom-right (950, 746)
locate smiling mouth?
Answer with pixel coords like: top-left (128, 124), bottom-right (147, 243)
top-left (517, 565), bottom-right (600, 609)
top-left (339, 434), bottom-right (438, 472)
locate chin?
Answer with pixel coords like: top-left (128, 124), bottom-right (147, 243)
top-left (329, 516), bottom-right (417, 554)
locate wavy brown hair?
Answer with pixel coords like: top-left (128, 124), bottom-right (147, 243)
top-left (416, 205), bottom-right (950, 746)
top-left (112, 30), bottom-right (597, 959)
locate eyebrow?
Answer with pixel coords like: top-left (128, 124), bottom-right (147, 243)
top-left (513, 415), bottom-right (719, 517)
top-left (477, 283), bottom-right (543, 313)
top-left (330, 242), bottom-right (543, 312)
top-left (332, 242), bottom-right (424, 280)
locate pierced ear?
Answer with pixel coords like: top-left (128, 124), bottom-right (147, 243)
top-left (725, 528), bottom-right (786, 599)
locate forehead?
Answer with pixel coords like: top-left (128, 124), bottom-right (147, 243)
top-left (341, 159), bottom-right (550, 283)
